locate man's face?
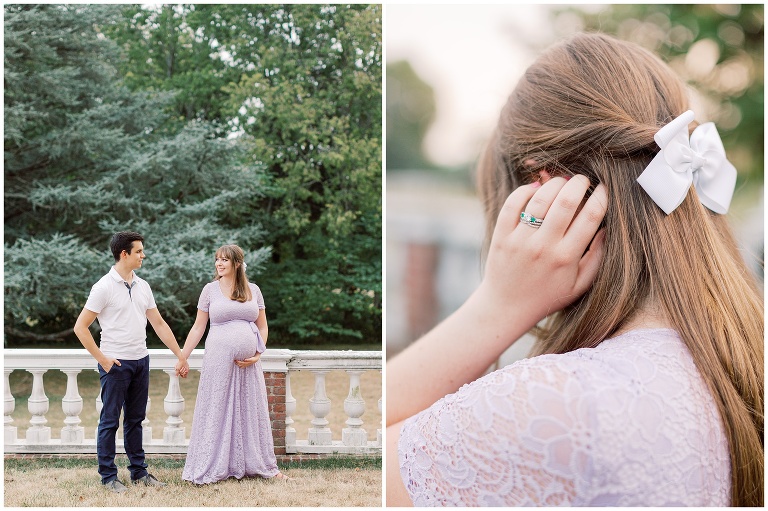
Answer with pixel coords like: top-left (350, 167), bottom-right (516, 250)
top-left (123, 241), bottom-right (146, 270)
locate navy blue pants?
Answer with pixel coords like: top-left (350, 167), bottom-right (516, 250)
top-left (97, 356), bottom-right (149, 484)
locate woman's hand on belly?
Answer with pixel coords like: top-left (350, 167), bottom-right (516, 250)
top-left (234, 353), bottom-right (261, 368)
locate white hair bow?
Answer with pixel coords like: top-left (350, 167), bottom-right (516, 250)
top-left (636, 110), bottom-right (736, 215)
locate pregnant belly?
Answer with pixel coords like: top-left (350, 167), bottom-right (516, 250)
top-left (206, 320), bottom-right (259, 360)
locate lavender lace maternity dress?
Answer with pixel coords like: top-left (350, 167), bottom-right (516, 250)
top-left (182, 281), bottom-right (279, 484)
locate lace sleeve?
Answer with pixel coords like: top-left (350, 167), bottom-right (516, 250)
top-left (398, 355), bottom-right (597, 506)
top-left (197, 283), bottom-right (212, 312)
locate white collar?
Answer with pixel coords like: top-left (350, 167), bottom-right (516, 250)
top-left (108, 266), bottom-right (137, 284)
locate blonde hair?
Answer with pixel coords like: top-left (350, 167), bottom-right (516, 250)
top-left (213, 244), bottom-right (252, 303)
top-left (478, 33), bottom-right (763, 506)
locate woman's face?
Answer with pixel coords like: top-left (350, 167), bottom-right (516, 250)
top-left (215, 254), bottom-right (237, 279)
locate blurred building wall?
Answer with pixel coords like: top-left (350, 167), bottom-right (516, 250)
top-left (386, 171), bottom-right (483, 357)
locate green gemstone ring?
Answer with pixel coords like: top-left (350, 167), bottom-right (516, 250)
top-left (520, 212), bottom-right (544, 228)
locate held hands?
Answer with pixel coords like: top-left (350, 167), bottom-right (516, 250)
top-left (474, 175), bottom-right (608, 333)
top-left (235, 353), bottom-right (261, 368)
top-left (175, 358), bottom-right (189, 378)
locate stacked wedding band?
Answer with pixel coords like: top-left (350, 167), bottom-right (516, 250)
top-left (520, 212), bottom-right (544, 228)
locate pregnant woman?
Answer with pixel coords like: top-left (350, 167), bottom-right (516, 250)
top-left (178, 244), bottom-right (289, 484)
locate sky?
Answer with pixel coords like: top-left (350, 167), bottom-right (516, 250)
top-left (386, 5), bottom-right (559, 168)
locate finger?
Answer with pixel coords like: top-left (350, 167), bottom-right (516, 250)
top-left (114, 360), bottom-right (122, 366)
top-left (492, 182), bottom-right (542, 239)
top-left (522, 176), bottom-right (569, 225)
top-left (538, 175), bottom-right (591, 238)
top-left (563, 183), bottom-right (608, 254)
top-left (573, 228), bottom-right (606, 295)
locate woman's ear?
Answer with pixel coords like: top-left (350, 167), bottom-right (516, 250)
top-left (538, 169), bottom-right (552, 183)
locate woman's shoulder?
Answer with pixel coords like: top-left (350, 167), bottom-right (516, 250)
top-left (424, 328), bottom-right (688, 427)
top-left (499, 328), bottom-right (686, 389)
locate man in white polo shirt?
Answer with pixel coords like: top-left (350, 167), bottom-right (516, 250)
top-left (74, 231), bottom-right (189, 493)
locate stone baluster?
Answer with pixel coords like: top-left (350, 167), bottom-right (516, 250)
top-left (308, 370), bottom-right (332, 445)
top-left (26, 370), bottom-right (50, 443)
top-left (342, 370), bottom-right (367, 446)
top-left (143, 397), bottom-right (152, 445)
top-left (4, 369), bottom-right (17, 444)
top-left (60, 370), bottom-right (84, 444)
top-left (163, 370), bottom-right (185, 444)
top-left (378, 370), bottom-right (382, 446)
top-left (284, 370), bottom-right (296, 447)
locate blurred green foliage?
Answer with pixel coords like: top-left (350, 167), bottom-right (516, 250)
top-left (386, 60), bottom-right (436, 170)
top-left (550, 4), bottom-right (764, 184)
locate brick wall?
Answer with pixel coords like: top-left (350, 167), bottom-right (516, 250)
top-left (264, 370), bottom-right (286, 456)
top-left (404, 242), bottom-right (439, 340)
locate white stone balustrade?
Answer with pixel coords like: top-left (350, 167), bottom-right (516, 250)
top-left (4, 348), bottom-right (381, 456)
top-left (285, 350), bottom-right (381, 455)
top-left (5, 369), bottom-right (17, 444)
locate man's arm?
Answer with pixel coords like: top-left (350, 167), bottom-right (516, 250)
top-left (146, 307), bottom-right (185, 360)
top-left (73, 308), bottom-right (121, 372)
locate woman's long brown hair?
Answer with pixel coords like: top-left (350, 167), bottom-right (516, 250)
top-left (213, 244), bottom-right (252, 303)
top-left (477, 33), bottom-right (763, 506)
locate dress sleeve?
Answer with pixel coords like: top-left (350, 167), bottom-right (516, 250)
top-left (197, 283), bottom-right (212, 312)
top-left (397, 355), bottom-right (598, 507)
top-left (251, 284), bottom-right (265, 309)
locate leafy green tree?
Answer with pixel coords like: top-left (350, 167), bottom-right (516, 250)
top-left (107, 4), bottom-right (383, 345)
top-left (101, 4), bottom-right (240, 123)
top-left (4, 4), bottom-right (269, 345)
top-left (220, 5), bottom-right (382, 344)
top-left (386, 60), bottom-right (436, 170)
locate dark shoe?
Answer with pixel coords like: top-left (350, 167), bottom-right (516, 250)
top-left (104, 479), bottom-right (128, 493)
top-left (132, 473), bottom-right (167, 487)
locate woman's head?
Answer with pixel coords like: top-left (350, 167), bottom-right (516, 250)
top-left (481, 32), bottom-right (690, 243)
top-left (478, 32), bottom-right (763, 506)
top-left (213, 244), bottom-right (252, 303)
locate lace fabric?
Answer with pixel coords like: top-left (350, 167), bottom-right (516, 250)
top-left (398, 329), bottom-right (730, 506)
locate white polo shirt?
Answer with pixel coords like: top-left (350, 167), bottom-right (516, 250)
top-left (84, 267), bottom-right (156, 360)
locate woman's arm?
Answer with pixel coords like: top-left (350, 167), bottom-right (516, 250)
top-left (180, 309), bottom-right (209, 359)
top-left (175, 309), bottom-right (208, 377)
top-left (387, 176), bottom-right (608, 426)
top-left (256, 310), bottom-right (268, 345)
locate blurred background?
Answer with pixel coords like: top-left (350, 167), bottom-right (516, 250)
top-left (386, 4), bottom-right (764, 360)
